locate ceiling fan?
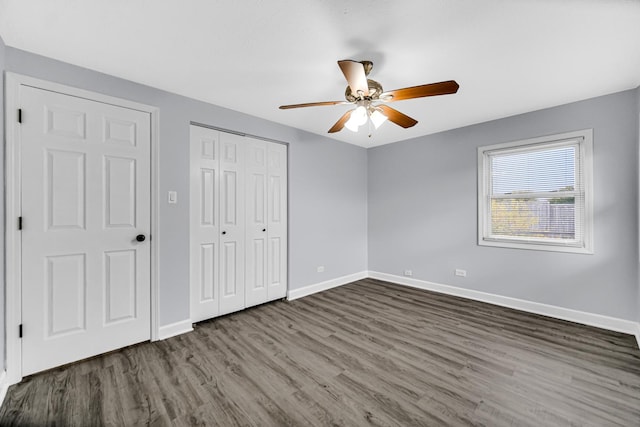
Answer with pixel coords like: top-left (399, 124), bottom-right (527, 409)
top-left (279, 60), bottom-right (459, 135)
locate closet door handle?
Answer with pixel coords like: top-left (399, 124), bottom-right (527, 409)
top-left (222, 231), bottom-right (227, 235)
top-left (262, 228), bottom-right (266, 232)
top-left (136, 234), bottom-right (146, 242)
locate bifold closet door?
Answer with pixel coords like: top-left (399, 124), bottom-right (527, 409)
top-left (266, 142), bottom-right (288, 301)
top-left (245, 139), bottom-right (269, 307)
top-left (190, 126), bottom-right (221, 322)
top-left (190, 127), bottom-right (245, 320)
top-left (245, 140), bottom-right (288, 307)
top-left (218, 132), bottom-right (246, 315)
top-left (191, 125), bottom-right (286, 321)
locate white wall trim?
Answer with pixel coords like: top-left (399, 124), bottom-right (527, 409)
top-left (0, 371), bottom-right (9, 408)
top-left (5, 73), bottom-right (23, 386)
top-left (369, 271), bottom-right (639, 335)
top-left (150, 106), bottom-right (161, 341)
top-left (4, 72), bottom-right (161, 385)
top-left (158, 319), bottom-right (193, 340)
top-left (287, 271), bottom-right (368, 301)
top-left (635, 323), bottom-right (640, 349)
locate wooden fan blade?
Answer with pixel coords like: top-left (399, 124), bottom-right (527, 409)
top-left (328, 110), bottom-right (353, 133)
top-left (377, 105), bottom-right (418, 128)
top-left (382, 80), bottom-right (459, 102)
top-left (338, 60), bottom-right (369, 96)
top-left (279, 100), bottom-right (348, 109)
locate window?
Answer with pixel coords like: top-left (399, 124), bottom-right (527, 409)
top-left (478, 130), bottom-right (593, 253)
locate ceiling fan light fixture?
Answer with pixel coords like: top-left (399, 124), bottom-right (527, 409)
top-left (353, 105), bottom-right (368, 125)
top-left (370, 108), bottom-right (388, 129)
top-left (345, 105), bottom-right (368, 131)
top-left (344, 110), bottom-right (360, 132)
top-left (344, 118), bottom-right (360, 132)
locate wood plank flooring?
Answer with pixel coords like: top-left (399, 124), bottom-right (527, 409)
top-left (1, 278), bottom-right (639, 426)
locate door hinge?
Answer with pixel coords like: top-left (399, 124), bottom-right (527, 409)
top-left (18, 109), bottom-right (22, 124)
top-left (19, 324), bottom-right (23, 338)
top-left (18, 217), bottom-right (22, 230)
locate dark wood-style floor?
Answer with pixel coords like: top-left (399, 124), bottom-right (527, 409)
top-left (1, 279), bottom-right (639, 426)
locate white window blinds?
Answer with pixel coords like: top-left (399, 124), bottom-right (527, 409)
top-left (478, 130), bottom-right (593, 254)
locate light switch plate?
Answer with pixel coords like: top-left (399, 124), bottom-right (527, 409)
top-left (168, 191), bottom-right (178, 204)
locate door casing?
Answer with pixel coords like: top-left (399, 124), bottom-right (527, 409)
top-left (4, 72), bottom-right (161, 385)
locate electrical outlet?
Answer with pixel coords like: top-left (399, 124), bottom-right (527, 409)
top-left (317, 266), bottom-right (325, 273)
top-left (455, 269), bottom-right (467, 277)
top-left (404, 270), bottom-right (412, 277)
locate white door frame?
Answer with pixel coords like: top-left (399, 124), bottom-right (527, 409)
top-left (4, 72), bottom-right (161, 385)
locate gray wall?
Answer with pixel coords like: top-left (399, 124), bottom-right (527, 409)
top-left (369, 89), bottom-right (639, 321)
top-left (2, 44), bottom-right (638, 372)
top-left (0, 34), bottom-right (6, 369)
top-left (4, 47), bottom-right (369, 326)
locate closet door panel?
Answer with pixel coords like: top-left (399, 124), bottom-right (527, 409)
top-left (190, 126), bottom-right (220, 321)
top-left (219, 132), bottom-right (245, 315)
top-left (267, 143), bottom-right (288, 300)
top-left (245, 139), bottom-right (269, 307)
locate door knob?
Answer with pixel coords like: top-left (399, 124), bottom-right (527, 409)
top-left (222, 231), bottom-right (227, 235)
top-left (136, 234), bottom-right (146, 242)
top-left (262, 228), bottom-right (266, 232)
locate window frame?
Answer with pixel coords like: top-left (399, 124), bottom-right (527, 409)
top-left (477, 129), bottom-right (594, 254)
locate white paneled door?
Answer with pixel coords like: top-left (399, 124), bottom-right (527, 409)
top-left (190, 125), bottom-right (287, 321)
top-left (266, 142), bottom-right (288, 301)
top-left (245, 139), bottom-right (288, 306)
top-left (20, 86), bottom-right (151, 376)
top-left (189, 125), bottom-right (221, 321)
top-left (219, 132), bottom-right (246, 315)
top-left (245, 139), bottom-right (269, 307)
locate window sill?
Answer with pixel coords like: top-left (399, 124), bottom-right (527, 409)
top-left (479, 238), bottom-right (593, 254)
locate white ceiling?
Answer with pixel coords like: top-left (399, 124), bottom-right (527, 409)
top-left (1, 0), bottom-right (639, 147)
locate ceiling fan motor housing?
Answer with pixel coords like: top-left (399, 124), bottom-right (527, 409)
top-left (345, 79), bottom-right (384, 102)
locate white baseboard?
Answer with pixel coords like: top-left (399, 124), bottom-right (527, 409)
top-left (0, 371), bottom-right (9, 408)
top-left (368, 271), bottom-right (640, 336)
top-left (282, 270), bottom-right (640, 346)
top-left (287, 271), bottom-right (368, 301)
top-left (158, 319), bottom-right (193, 340)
